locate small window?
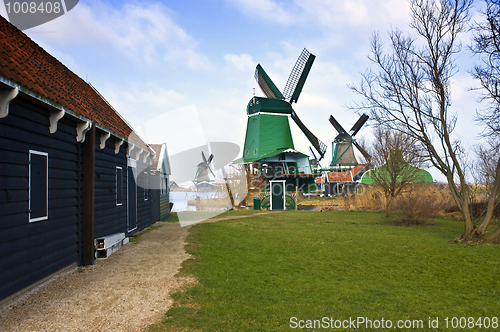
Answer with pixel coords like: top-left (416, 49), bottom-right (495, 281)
top-left (144, 172), bottom-right (149, 201)
top-left (116, 166), bottom-right (123, 206)
top-left (245, 150), bottom-right (249, 156)
top-left (29, 150), bottom-right (48, 222)
top-left (254, 148), bottom-right (258, 155)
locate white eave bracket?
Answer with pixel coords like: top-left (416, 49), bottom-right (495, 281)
top-left (0, 86), bottom-right (19, 118)
top-left (115, 139), bottom-right (124, 154)
top-left (136, 148), bottom-right (144, 161)
top-left (49, 109), bottom-right (65, 134)
top-left (76, 121), bottom-right (92, 143)
top-left (138, 149), bottom-right (149, 163)
top-left (100, 131), bottom-right (111, 149)
top-left (127, 144), bottom-right (136, 158)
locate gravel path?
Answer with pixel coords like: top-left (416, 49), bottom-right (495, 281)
top-left (0, 221), bottom-right (192, 332)
top-left (0, 212), bottom-right (279, 331)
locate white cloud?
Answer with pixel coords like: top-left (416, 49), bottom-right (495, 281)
top-left (26, 1), bottom-right (210, 70)
top-left (137, 104), bottom-right (207, 155)
top-left (226, 0), bottom-right (410, 29)
top-left (226, 0), bottom-right (294, 25)
top-left (224, 53), bottom-right (255, 72)
top-left (97, 83), bottom-right (188, 131)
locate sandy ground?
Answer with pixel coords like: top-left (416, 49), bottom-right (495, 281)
top-left (0, 221), bottom-right (192, 332)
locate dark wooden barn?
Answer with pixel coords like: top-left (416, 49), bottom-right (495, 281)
top-left (0, 16), bottom-right (165, 305)
top-left (150, 143), bottom-right (172, 221)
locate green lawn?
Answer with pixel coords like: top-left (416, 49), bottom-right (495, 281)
top-left (148, 211), bottom-right (500, 331)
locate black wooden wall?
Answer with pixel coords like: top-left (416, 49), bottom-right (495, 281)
top-left (94, 135), bottom-right (128, 238)
top-left (134, 159), bottom-right (153, 234)
top-left (0, 97), bottom-right (159, 303)
top-left (0, 99), bottom-right (81, 301)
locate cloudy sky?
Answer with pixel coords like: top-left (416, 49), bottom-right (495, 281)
top-left (0, 0), bottom-right (487, 182)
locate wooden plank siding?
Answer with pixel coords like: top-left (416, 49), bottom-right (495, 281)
top-left (0, 16), bottom-right (161, 305)
top-left (159, 193), bottom-right (171, 221)
top-left (150, 172), bottom-right (160, 223)
top-left (132, 159), bottom-right (154, 234)
top-left (93, 135), bottom-right (128, 238)
top-left (0, 99), bottom-right (81, 301)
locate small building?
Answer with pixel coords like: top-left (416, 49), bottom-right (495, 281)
top-left (319, 164), bottom-right (369, 196)
top-left (169, 181), bottom-right (180, 190)
top-left (0, 17), bottom-right (162, 305)
top-left (150, 143), bottom-right (171, 221)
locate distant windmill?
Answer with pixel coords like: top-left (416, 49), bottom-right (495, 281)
top-left (329, 114), bottom-right (371, 167)
top-left (242, 48), bottom-right (327, 165)
top-left (193, 151), bottom-right (214, 186)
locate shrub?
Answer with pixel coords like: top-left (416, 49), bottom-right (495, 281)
top-left (341, 183), bottom-right (456, 225)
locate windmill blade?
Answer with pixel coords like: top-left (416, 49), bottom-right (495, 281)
top-left (207, 165), bottom-right (215, 177)
top-left (283, 48), bottom-right (316, 103)
top-left (254, 64), bottom-right (284, 100)
top-left (201, 151), bottom-right (207, 164)
top-left (291, 110), bottom-right (327, 160)
top-left (350, 114), bottom-right (369, 136)
top-left (309, 146), bottom-right (319, 161)
top-left (329, 115), bottom-right (348, 135)
top-left (207, 154), bottom-right (214, 165)
top-left (353, 141), bottom-right (371, 161)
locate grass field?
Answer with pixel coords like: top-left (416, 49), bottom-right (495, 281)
top-left (148, 211), bottom-right (500, 331)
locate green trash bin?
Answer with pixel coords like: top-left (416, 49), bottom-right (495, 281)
top-left (253, 197), bottom-right (261, 210)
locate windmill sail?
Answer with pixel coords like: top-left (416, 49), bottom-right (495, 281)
top-left (353, 141), bottom-right (371, 161)
top-left (329, 115), bottom-right (347, 135)
top-left (255, 64), bottom-right (284, 100)
top-left (283, 48), bottom-right (316, 103)
top-left (329, 114), bottom-right (370, 166)
top-left (291, 110), bottom-right (327, 160)
top-left (350, 114), bottom-right (369, 136)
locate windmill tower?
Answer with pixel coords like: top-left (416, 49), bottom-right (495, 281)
top-left (322, 114), bottom-right (371, 196)
top-left (242, 49), bottom-right (327, 181)
top-left (329, 114), bottom-right (370, 167)
top-left (193, 151), bottom-right (215, 190)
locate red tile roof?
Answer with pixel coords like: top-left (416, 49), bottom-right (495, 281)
top-left (350, 163), bottom-right (368, 177)
top-left (327, 171), bottom-right (353, 182)
top-left (0, 16), bottom-right (151, 151)
top-left (149, 144), bottom-right (162, 169)
top-left (315, 164), bottom-right (370, 183)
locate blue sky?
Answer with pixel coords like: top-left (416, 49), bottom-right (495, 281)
top-left (0, 0), bottom-right (486, 182)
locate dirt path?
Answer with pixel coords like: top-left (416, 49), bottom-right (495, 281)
top-left (0, 222), bottom-right (191, 332)
top-left (0, 212), bottom-right (279, 331)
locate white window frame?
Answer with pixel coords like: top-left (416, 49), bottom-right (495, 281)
top-left (144, 171), bottom-right (149, 201)
top-left (116, 166), bottom-right (123, 206)
top-left (29, 150), bottom-right (48, 222)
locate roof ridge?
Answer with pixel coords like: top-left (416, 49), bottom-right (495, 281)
top-left (0, 15), bottom-right (153, 153)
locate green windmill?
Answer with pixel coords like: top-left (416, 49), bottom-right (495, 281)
top-left (241, 49), bottom-right (327, 183)
top-left (329, 114), bottom-right (371, 168)
top-left (193, 151), bottom-right (215, 190)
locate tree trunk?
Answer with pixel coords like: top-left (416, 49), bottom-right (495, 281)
top-left (221, 167), bottom-right (235, 208)
top-left (476, 157), bottom-right (500, 234)
top-left (482, 225), bottom-right (500, 243)
top-left (385, 195), bottom-right (393, 217)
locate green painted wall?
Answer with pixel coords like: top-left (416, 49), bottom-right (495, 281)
top-left (360, 165), bottom-right (433, 184)
top-left (242, 113), bottom-right (294, 163)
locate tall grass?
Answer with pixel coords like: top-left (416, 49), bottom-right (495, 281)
top-left (341, 183), bottom-right (457, 224)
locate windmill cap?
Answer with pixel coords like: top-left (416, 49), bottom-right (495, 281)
top-left (247, 97), bottom-right (292, 116)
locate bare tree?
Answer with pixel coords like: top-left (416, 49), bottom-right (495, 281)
top-left (366, 128), bottom-right (426, 217)
top-left (348, 0), bottom-right (500, 241)
top-left (474, 141), bottom-right (500, 188)
top-left (471, 0), bottom-right (500, 136)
